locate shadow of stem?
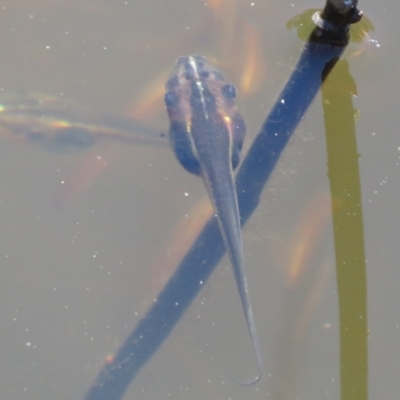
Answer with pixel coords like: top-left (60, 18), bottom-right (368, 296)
top-left (322, 58), bottom-right (368, 400)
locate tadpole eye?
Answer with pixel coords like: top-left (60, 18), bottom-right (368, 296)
top-left (222, 84), bottom-right (236, 100)
top-left (164, 91), bottom-right (178, 107)
top-left (199, 69), bottom-right (209, 79)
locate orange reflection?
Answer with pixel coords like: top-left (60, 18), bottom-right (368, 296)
top-left (239, 22), bottom-right (267, 96)
top-left (124, 0), bottom-right (266, 120)
top-left (0, 2), bottom-right (268, 206)
top-left (124, 71), bottom-right (167, 121)
top-left (286, 191), bottom-right (332, 288)
top-left (140, 196), bottom-right (214, 313)
top-left (55, 152), bottom-right (109, 208)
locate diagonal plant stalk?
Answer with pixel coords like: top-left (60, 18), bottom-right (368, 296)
top-left (84, 2), bottom-right (363, 399)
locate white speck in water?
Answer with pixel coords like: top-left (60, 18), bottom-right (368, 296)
top-left (379, 177), bottom-right (388, 186)
top-left (368, 38), bottom-right (380, 48)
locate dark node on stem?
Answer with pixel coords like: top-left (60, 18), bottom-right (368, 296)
top-left (310, 0), bottom-right (363, 46)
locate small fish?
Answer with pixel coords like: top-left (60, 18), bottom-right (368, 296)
top-left (164, 55), bottom-right (262, 385)
top-left (0, 91), bottom-right (166, 152)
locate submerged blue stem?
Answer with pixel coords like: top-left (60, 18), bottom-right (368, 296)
top-left (83, 38), bottom-right (345, 400)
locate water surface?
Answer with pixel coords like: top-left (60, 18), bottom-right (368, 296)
top-left (0, 1), bottom-right (397, 399)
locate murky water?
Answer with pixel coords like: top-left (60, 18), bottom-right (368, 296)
top-left (0, 1), bottom-right (397, 399)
